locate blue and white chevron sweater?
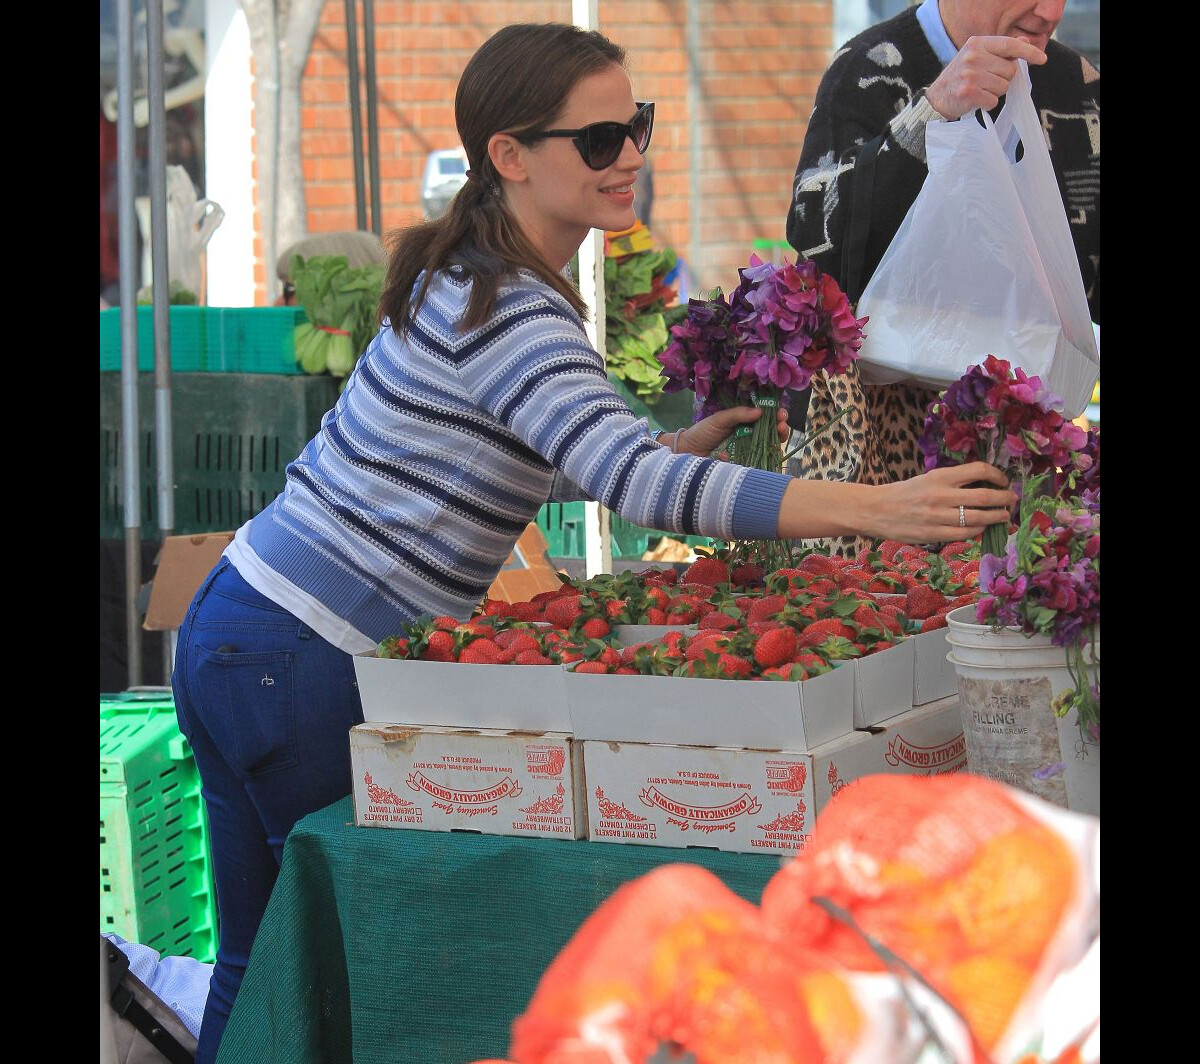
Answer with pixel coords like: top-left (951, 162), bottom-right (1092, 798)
top-left (226, 267), bottom-right (790, 652)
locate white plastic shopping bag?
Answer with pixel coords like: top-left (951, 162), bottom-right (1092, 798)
top-left (855, 60), bottom-right (1099, 417)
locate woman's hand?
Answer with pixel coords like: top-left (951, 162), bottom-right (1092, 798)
top-left (870, 462), bottom-right (1018, 542)
top-left (666, 405), bottom-right (790, 458)
top-left (777, 461), bottom-right (1017, 543)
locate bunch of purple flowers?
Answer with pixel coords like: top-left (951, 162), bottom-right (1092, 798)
top-left (977, 476), bottom-right (1100, 745)
top-left (919, 356), bottom-right (1092, 559)
top-left (658, 253), bottom-right (868, 472)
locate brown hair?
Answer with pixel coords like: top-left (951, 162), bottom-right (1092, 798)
top-left (379, 23), bottom-right (627, 336)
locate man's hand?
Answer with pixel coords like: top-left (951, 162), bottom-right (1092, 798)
top-left (926, 36), bottom-right (1047, 120)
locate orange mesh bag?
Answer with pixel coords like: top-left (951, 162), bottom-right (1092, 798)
top-left (760, 774), bottom-right (1098, 1061)
top-left (508, 861), bottom-right (868, 1064)
top-left (508, 864), bottom-right (762, 1064)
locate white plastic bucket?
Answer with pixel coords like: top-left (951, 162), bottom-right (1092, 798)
top-left (945, 605), bottom-right (1099, 815)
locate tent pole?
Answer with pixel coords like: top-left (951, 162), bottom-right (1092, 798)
top-left (147, 0), bottom-right (176, 684)
top-left (344, 0), bottom-right (368, 231)
top-left (117, 0), bottom-right (143, 689)
top-left (362, 0), bottom-right (381, 235)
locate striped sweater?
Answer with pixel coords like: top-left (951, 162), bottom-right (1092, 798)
top-left (227, 267), bottom-right (791, 652)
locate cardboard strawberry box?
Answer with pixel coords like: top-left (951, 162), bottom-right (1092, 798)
top-left (582, 730), bottom-right (874, 856)
top-left (610, 624), bottom-right (697, 644)
top-left (849, 639), bottom-right (916, 729)
top-left (352, 654), bottom-right (571, 731)
top-left (853, 695), bottom-right (968, 778)
top-left (350, 724), bottom-right (586, 839)
top-left (912, 629), bottom-right (959, 705)
top-left (564, 660), bottom-right (855, 749)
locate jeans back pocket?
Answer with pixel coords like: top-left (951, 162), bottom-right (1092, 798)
top-left (194, 646), bottom-right (298, 777)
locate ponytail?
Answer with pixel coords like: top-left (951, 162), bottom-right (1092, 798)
top-left (379, 156), bottom-right (590, 337)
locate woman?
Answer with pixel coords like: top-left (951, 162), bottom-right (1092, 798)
top-left (173, 22), bottom-right (1014, 1062)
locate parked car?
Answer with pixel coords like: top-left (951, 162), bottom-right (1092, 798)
top-left (421, 148), bottom-right (468, 219)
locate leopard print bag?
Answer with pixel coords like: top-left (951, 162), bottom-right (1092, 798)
top-left (790, 362), bottom-right (939, 559)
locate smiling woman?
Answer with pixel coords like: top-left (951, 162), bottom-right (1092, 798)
top-left (170, 23), bottom-right (1017, 1063)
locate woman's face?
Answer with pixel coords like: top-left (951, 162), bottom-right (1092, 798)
top-left (501, 64), bottom-right (645, 271)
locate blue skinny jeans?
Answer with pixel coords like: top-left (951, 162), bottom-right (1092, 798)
top-left (172, 557), bottom-right (364, 1064)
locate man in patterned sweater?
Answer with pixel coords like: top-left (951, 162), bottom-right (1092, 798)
top-left (782, 0), bottom-right (1099, 552)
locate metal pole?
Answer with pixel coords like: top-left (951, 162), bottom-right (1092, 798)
top-left (687, 0), bottom-right (701, 293)
top-left (344, 0), bottom-right (368, 231)
top-left (570, 0), bottom-right (610, 577)
top-left (362, 0), bottom-right (382, 235)
top-left (117, 0), bottom-right (143, 688)
top-left (147, 0), bottom-right (175, 683)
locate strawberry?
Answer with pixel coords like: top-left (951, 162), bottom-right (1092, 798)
top-left (939, 540), bottom-right (972, 560)
top-left (730, 562), bottom-right (765, 587)
top-left (605, 599), bottom-right (628, 618)
top-left (458, 639), bottom-right (506, 664)
top-left (507, 601), bottom-right (543, 621)
top-left (697, 611), bottom-right (740, 631)
top-left (798, 618), bottom-right (856, 648)
top-left (574, 661), bottom-right (610, 674)
top-left (798, 554), bottom-right (840, 576)
top-left (753, 626), bottom-right (797, 669)
top-left (716, 653), bottom-right (753, 679)
top-left (760, 663), bottom-right (806, 681)
top-left (513, 649), bottom-right (553, 665)
top-left (920, 614), bottom-right (949, 632)
top-left (877, 539), bottom-right (905, 563)
top-left (851, 604), bottom-right (884, 630)
top-left (749, 620), bottom-right (784, 635)
top-left (423, 629), bottom-right (456, 661)
top-left (494, 630), bottom-right (541, 653)
top-left (645, 607), bottom-right (668, 625)
top-left (685, 633), bottom-right (731, 661)
top-left (905, 585), bottom-right (947, 620)
top-left (580, 617), bottom-right (612, 639)
top-left (614, 666), bottom-right (640, 675)
top-left (543, 595), bottom-right (585, 629)
top-left (482, 598), bottom-right (509, 616)
top-left (747, 594), bottom-right (787, 625)
top-left (793, 652), bottom-right (828, 671)
top-left (682, 556), bottom-right (730, 586)
top-left (804, 577), bottom-right (839, 597)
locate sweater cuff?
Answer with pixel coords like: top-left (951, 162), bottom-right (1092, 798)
top-left (888, 91), bottom-right (943, 162)
top-left (730, 468), bottom-right (791, 540)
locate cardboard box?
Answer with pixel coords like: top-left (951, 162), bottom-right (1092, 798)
top-left (582, 730), bottom-right (874, 856)
top-left (580, 696), bottom-right (967, 857)
top-left (610, 624), bottom-right (697, 644)
top-left (142, 531), bottom-right (235, 631)
top-left (486, 523), bottom-right (565, 603)
top-left (913, 629), bottom-right (959, 705)
top-left (353, 654), bottom-right (571, 731)
top-left (850, 639), bottom-right (916, 729)
top-left (852, 696), bottom-right (968, 779)
top-left (350, 724), bottom-right (586, 839)
top-left (564, 660), bottom-right (855, 750)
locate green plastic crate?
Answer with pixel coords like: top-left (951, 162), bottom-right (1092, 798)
top-left (99, 371), bottom-right (341, 540)
top-left (535, 502), bottom-right (713, 560)
top-left (100, 306), bottom-right (305, 374)
top-left (206, 307), bottom-right (306, 374)
top-left (99, 306), bottom-right (211, 372)
top-left (100, 694), bottom-right (217, 962)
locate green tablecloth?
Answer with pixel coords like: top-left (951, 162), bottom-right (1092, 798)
top-left (217, 795), bottom-right (780, 1064)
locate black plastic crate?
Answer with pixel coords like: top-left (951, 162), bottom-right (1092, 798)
top-left (100, 372), bottom-right (340, 539)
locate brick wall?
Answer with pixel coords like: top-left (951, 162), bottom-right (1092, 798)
top-left (252, 0), bottom-right (833, 300)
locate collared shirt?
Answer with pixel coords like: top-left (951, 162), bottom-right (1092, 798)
top-left (916, 0), bottom-right (958, 66)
